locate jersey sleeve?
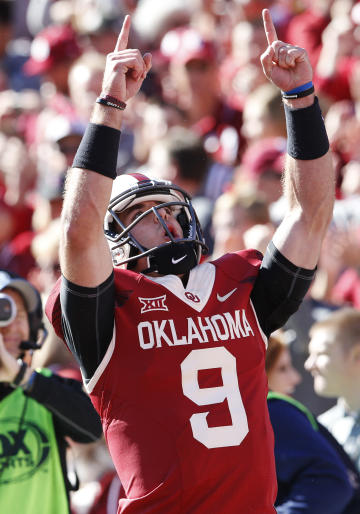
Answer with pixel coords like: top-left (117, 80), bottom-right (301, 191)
top-left (251, 241), bottom-right (316, 337)
top-left (45, 273), bottom-right (115, 380)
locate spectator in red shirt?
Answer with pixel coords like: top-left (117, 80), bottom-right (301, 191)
top-left (159, 26), bottom-right (245, 165)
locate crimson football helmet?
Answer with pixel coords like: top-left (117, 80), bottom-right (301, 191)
top-left (104, 173), bottom-right (208, 275)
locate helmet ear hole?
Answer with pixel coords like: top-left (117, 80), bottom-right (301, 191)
top-left (127, 245), bottom-right (139, 270)
top-left (107, 221), bottom-right (118, 238)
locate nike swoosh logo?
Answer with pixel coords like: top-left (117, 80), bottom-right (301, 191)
top-left (217, 288), bottom-right (237, 302)
top-left (172, 255), bottom-right (187, 264)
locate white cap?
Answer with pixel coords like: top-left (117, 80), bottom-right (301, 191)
top-left (0, 271), bottom-right (38, 313)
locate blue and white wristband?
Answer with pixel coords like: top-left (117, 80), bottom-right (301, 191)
top-left (282, 81), bottom-right (314, 99)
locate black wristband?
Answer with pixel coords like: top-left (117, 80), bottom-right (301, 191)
top-left (72, 123), bottom-right (121, 180)
top-left (284, 97), bottom-right (329, 160)
top-left (10, 360), bottom-right (28, 387)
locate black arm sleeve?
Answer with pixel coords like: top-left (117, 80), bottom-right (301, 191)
top-left (60, 272), bottom-right (115, 381)
top-left (251, 241), bottom-right (316, 338)
top-left (24, 372), bottom-right (102, 442)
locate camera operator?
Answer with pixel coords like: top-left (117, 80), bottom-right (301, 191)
top-left (0, 270), bottom-right (102, 514)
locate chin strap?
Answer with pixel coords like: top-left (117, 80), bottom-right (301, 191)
top-left (143, 241), bottom-right (199, 275)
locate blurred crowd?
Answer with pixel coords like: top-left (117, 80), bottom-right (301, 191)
top-left (1, 0), bottom-right (360, 512)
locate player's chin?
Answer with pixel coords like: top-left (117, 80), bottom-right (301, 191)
top-left (163, 230), bottom-right (182, 241)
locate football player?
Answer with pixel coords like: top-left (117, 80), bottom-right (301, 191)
top-left (46, 10), bottom-right (335, 513)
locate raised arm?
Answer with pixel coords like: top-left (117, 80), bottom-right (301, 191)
top-left (261, 9), bottom-right (335, 269)
top-left (60, 16), bottom-right (152, 286)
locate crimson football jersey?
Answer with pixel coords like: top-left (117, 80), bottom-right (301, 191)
top-left (47, 250), bottom-right (277, 513)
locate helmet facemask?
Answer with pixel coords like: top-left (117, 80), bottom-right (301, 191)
top-left (104, 174), bottom-right (208, 275)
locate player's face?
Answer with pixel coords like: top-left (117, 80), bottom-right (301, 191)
top-left (305, 329), bottom-right (350, 397)
top-left (0, 289), bottom-right (30, 358)
top-left (267, 348), bottom-right (301, 395)
top-left (119, 199), bottom-right (184, 251)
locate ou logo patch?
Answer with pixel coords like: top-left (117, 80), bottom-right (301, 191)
top-left (185, 292), bottom-right (200, 303)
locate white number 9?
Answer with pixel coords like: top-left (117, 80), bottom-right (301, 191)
top-left (181, 347), bottom-right (249, 449)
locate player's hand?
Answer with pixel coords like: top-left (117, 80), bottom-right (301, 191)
top-left (0, 333), bottom-right (20, 383)
top-left (260, 8), bottom-right (312, 92)
top-left (101, 15), bottom-right (152, 102)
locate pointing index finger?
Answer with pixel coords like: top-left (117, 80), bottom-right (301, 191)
top-left (115, 14), bottom-right (131, 52)
top-left (262, 8), bottom-right (278, 45)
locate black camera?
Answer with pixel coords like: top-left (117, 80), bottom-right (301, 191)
top-left (0, 293), bottom-right (17, 327)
